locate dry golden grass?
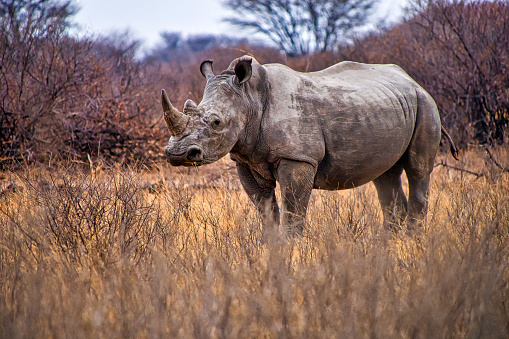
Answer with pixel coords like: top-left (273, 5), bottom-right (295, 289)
top-left (1, 149), bottom-right (508, 338)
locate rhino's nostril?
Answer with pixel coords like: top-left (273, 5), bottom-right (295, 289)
top-left (164, 147), bottom-right (172, 157)
top-left (186, 146), bottom-right (203, 162)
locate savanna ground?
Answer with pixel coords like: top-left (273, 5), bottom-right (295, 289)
top-left (1, 147), bottom-right (508, 338)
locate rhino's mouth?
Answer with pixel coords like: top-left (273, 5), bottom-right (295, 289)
top-left (168, 159), bottom-right (211, 167)
top-left (166, 145), bottom-right (208, 167)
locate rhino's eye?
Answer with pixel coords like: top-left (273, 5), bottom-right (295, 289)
top-left (209, 114), bottom-right (222, 129)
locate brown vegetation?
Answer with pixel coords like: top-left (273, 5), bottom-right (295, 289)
top-left (342, 0), bottom-right (509, 146)
top-left (1, 2), bottom-right (509, 336)
top-left (0, 149), bottom-right (508, 337)
top-left (0, 25), bottom-right (166, 167)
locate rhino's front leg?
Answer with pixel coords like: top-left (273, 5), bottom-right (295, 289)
top-left (236, 162), bottom-right (280, 240)
top-left (276, 159), bottom-right (316, 237)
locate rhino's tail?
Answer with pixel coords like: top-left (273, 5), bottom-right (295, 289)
top-left (441, 126), bottom-right (459, 160)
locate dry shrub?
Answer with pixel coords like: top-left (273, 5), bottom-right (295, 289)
top-left (343, 0), bottom-right (509, 147)
top-left (0, 3), bottom-right (167, 168)
top-left (0, 151), bottom-right (508, 338)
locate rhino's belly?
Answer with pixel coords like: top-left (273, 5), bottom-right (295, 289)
top-left (313, 167), bottom-right (385, 190)
top-left (312, 143), bottom-right (406, 190)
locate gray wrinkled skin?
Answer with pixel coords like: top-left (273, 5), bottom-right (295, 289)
top-left (163, 56), bottom-right (452, 237)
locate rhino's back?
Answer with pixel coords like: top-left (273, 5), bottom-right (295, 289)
top-left (309, 60), bottom-right (410, 77)
top-left (264, 62), bottom-right (423, 190)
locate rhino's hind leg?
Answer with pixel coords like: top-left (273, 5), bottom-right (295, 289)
top-left (373, 164), bottom-right (408, 230)
top-left (405, 169), bottom-right (432, 230)
top-left (402, 142), bottom-right (437, 231)
top-left (402, 89), bottom-right (441, 231)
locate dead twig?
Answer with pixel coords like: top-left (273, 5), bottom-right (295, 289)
top-left (483, 145), bottom-right (509, 174)
top-left (434, 160), bottom-right (484, 179)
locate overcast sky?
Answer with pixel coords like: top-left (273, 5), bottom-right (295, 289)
top-left (73, 0), bottom-right (408, 51)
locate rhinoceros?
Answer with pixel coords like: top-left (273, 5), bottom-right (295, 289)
top-left (162, 56), bottom-right (458, 237)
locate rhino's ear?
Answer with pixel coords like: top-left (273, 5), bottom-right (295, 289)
top-left (200, 60), bottom-right (214, 79)
top-left (234, 57), bottom-right (252, 85)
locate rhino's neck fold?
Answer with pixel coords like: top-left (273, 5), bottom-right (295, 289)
top-left (231, 67), bottom-right (271, 164)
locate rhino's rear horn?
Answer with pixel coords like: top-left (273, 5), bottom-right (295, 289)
top-left (200, 60), bottom-right (214, 79)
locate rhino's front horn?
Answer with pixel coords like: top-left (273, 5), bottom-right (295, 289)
top-left (161, 89), bottom-right (189, 136)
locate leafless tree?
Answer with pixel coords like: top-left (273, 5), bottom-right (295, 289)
top-left (223, 0), bottom-right (378, 56)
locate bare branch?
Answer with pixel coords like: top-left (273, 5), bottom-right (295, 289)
top-left (434, 160), bottom-right (484, 179)
top-left (223, 0), bottom-right (379, 55)
top-left (483, 146), bottom-right (509, 174)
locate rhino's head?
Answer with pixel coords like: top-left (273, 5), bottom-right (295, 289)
top-left (162, 57), bottom-right (255, 166)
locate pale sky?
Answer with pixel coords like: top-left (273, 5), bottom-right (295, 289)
top-left (73, 0), bottom-right (234, 49)
top-left (73, 0), bottom-right (408, 52)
